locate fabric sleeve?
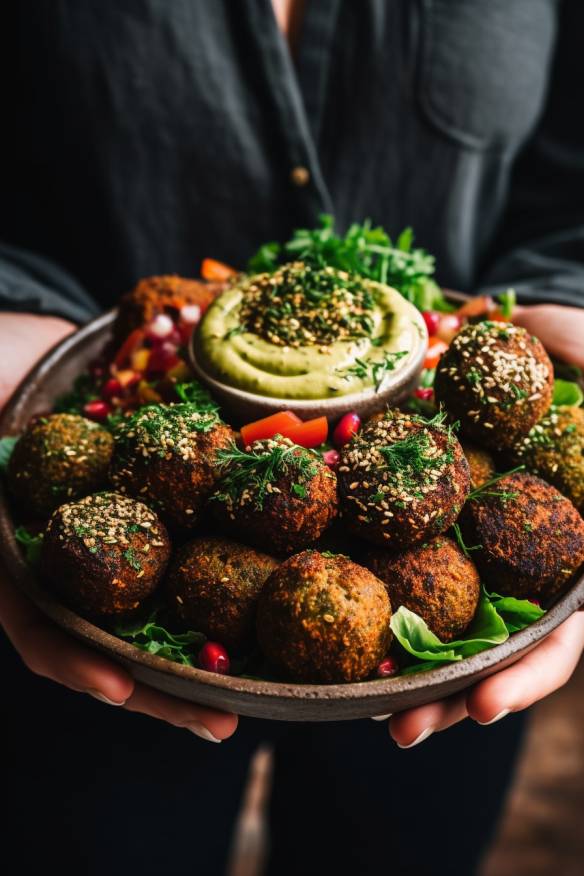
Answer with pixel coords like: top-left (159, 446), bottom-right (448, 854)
top-left (475, 0), bottom-right (584, 309)
top-left (0, 241), bottom-right (99, 323)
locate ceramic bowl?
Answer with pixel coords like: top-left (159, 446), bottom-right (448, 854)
top-left (1, 309), bottom-right (583, 721)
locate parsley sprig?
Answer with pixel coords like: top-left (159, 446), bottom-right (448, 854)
top-left (247, 214), bottom-right (451, 312)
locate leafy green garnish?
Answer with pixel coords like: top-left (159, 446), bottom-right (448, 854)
top-left (14, 526), bottom-right (44, 566)
top-left (213, 438), bottom-right (318, 511)
top-left (174, 379), bottom-right (220, 414)
top-left (466, 465), bottom-right (525, 504)
top-left (497, 288), bottom-right (516, 319)
top-left (0, 436), bottom-right (18, 473)
top-left (392, 587), bottom-right (545, 674)
top-left (113, 612), bottom-right (206, 666)
top-left (451, 522), bottom-right (482, 558)
top-left (552, 379), bottom-right (584, 408)
top-left (247, 214), bottom-right (452, 312)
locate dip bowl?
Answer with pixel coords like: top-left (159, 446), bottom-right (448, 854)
top-left (1, 309), bottom-right (584, 721)
top-left (188, 288), bottom-right (428, 424)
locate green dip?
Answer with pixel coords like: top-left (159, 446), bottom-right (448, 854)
top-left (194, 262), bottom-right (426, 400)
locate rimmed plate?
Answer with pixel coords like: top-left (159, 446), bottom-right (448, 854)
top-left (1, 310), bottom-right (583, 721)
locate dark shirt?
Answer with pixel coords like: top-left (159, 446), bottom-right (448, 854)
top-left (0, 0), bottom-right (583, 321)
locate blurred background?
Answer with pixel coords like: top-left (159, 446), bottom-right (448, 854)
top-left (227, 657), bottom-right (584, 876)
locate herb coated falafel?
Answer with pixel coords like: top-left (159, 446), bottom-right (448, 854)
top-left (42, 491), bottom-right (170, 616)
top-left (165, 536), bottom-right (279, 651)
top-left (109, 403), bottom-right (234, 529)
top-left (337, 410), bottom-right (470, 548)
top-left (365, 536), bottom-right (480, 641)
top-left (7, 413), bottom-right (113, 517)
top-left (434, 321), bottom-right (554, 450)
top-left (507, 406), bottom-right (584, 513)
top-left (256, 550), bottom-right (392, 683)
top-left (210, 436), bottom-right (338, 555)
top-left (460, 471), bottom-right (584, 604)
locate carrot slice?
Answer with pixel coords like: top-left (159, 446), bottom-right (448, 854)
top-left (279, 416), bottom-right (329, 449)
top-left (114, 328), bottom-right (145, 368)
top-left (424, 337), bottom-right (449, 370)
top-left (240, 410), bottom-right (302, 446)
top-left (455, 295), bottom-right (494, 320)
top-left (201, 258), bottom-right (238, 282)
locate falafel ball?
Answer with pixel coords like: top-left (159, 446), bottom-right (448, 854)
top-left (507, 406), bottom-right (584, 513)
top-left (256, 550), bottom-right (392, 683)
top-left (110, 403), bottom-right (234, 529)
top-left (434, 321), bottom-right (554, 450)
top-left (338, 410), bottom-right (470, 549)
top-left (210, 436), bottom-right (338, 555)
top-left (7, 413), bottom-right (113, 517)
top-left (42, 491), bottom-right (170, 616)
top-left (366, 536), bottom-right (480, 641)
top-left (113, 274), bottom-right (223, 345)
top-left (460, 441), bottom-right (496, 490)
top-left (165, 536), bottom-right (279, 651)
top-left (460, 472), bottom-right (584, 604)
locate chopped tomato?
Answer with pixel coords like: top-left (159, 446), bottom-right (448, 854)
top-left (279, 416), bottom-right (329, 449)
top-left (241, 410), bottom-right (302, 446)
top-left (114, 328), bottom-right (145, 368)
top-left (424, 337), bottom-right (449, 370)
top-left (201, 258), bottom-right (238, 282)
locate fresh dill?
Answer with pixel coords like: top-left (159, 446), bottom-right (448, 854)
top-left (213, 438), bottom-right (318, 511)
top-left (338, 350), bottom-right (408, 391)
top-left (467, 465), bottom-right (525, 504)
top-left (451, 522), bottom-right (482, 559)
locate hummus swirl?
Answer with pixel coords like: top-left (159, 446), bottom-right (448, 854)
top-left (194, 267), bottom-right (426, 401)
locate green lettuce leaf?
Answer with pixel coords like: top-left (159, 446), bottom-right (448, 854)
top-left (113, 612), bottom-right (206, 666)
top-left (552, 379), bottom-right (584, 408)
top-left (14, 526), bottom-right (44, 565)
top-left (486, 591), bottom-right (545, 633)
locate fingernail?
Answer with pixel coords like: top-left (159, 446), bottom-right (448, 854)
top-left (477, 709), bottom-right (511, 726)
top-left (371, 713), bottom-right (393, 721)
top-left (86, 689), bottom-right (127, 706)
top-left (187, 722), bottom-right (222, 743)
top-left (397, 727), bottom-right (434, 749)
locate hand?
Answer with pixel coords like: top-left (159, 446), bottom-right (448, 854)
top-left (386, 612), bottom-right (584, 747)
top-left (512, 303), bottom-right (584, 370)
top-left (380, 300), bottom-right (584, 746)
top-left (0, 313), bottom-right (237, 742)
top-left (0, 312), bottom-right (76, 409)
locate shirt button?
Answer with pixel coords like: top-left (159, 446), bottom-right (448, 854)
top-left (290, 165), bottom-right (310, 187)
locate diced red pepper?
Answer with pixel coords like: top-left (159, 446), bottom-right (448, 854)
top-left (279, 416), bottom-right (329, 449)
top-left (201, 258), bottom-right (238, 282)
top-left (240, 410), bottom-right (302, 446)
top-left (114, 328), bottom-right (145, 368)
top-left (424, 337), bottom-right (449, 370)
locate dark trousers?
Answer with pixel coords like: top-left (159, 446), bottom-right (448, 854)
top-left (2, 630), bottom-right (525, 875)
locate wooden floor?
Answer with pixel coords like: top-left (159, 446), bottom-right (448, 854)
top-left (229, 659), bottom-right (584, 876)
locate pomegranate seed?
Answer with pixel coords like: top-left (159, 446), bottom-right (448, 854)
top-left (414, 387), bottom-right (434, 401)
top-left (323, 448), bottom-right (340, 469)
top-left (332, 412), bottom-right (361, 448)
top-left (530, 598), bottom-right (541, 607)
top-left (147, 342), bottom-right (180, 374)
top-left (83, 400), bottom-right (111, 422)
top-left (180, 304), bottom-right (202, 325)
top-left (102, 378), bottom-right (123, 400)
top-left (199, 642), bottom-right (230, 675)
top-left (145, 313), bottom-right (174, 340)
top-left (437, 313), bottom-right (462, 344)
top-left (376, 656), bottom-right (399, 678)
top-left (422, 311), bottom-right (440, 336)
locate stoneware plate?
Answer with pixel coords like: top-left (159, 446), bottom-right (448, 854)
top-left (1, 310), bottom-right (583, 721)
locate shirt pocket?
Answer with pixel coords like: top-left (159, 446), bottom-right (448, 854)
top-left (416, 0), bottom-right (557, 150)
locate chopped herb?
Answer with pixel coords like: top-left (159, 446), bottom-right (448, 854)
top-left (291, 483), bottom-right (307, 498)
top-left (174, 380), bottom-right (220, 414)
top-left (497, 288), bottom-right (516, 319)
top-left (114, 609), bottom-right (206, 666)
top-left (467, 465), bottom-right (525, 504)
top-left (123, 547), bottom-right (143, 571)
top-left (451, 522), bottom-right (482, 559)
top-left (0, 435), bottom-right (18, 472)
top-left (14, 526), bottom-right (44, 566)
